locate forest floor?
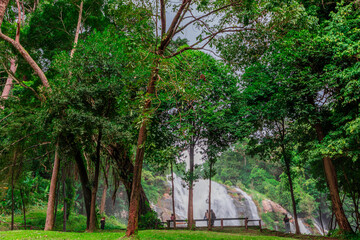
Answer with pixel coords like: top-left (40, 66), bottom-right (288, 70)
top-left (0, 229), bottom-right (341, 240)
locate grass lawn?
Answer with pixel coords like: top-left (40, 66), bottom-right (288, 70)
top-left (0, 230), bottom-right (297, 240)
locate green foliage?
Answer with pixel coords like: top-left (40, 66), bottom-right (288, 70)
top-left (138, 211), bottom-right (162, 230)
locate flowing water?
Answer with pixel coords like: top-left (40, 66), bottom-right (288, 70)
top-left (169, 174), bottom-right (264, 227)
top-left (234, 187), bottom-right (260, 219)
top-left (164, 174), bottom-right (315, 234)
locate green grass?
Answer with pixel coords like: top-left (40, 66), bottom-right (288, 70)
top-left (0, 230), bottom-right (296, 240)
top-left (0, 207), bottom-right (126, 232)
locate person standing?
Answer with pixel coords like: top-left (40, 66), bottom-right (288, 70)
top-left (204, 210), bottom-right (209, 226)
top-left (283, 214), bottom-right (290, 233)
top-left (100, 217), bottom-right (106, 230)
top-left (210, 209), bottom-right (216, 227)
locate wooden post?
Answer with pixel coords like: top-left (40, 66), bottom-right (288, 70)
top-left (245, 217), bottom-right (248, 230)
top-left (259, 220), bottom-right (262, 232)
top-left (221, 219), bottom-right (223, 230)
top-left (167, 220), bottom-right (170, 229)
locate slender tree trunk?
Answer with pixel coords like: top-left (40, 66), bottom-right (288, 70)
top-left (62, 175), bottom-right (67, 232)
top-left (284, 156), bottom-right (300, 234)
top-left (187, 143), bottom-right (195, 230)
top-left (100, 161), bottom-right (110, 215)
top-left (20, 189), bottom-right (26, 229)
top-left (11, 182), bottom-right (14, 230)
top-left (314, 123), bottom-right (353, 232)
top-left (126, 59), bottom-right (160, 237)
top-left (88, 129), bottom-right (102, 232)
top-left (11, 150), bottom-right (17, 230)
top-left (0, 32), bottom-right (49, 88)
top-left (73, 145), bottom-right (92, 229)
top-left (319, 204), bottom-right (325, 235)
top-left (70, 1), bottom-right (83, 58)
top-left (54, 180), bottom-right (60, 227)
top-left (44, 143), bottom-right (60, 231)
top-left (1, 0), bottom-right (20, 109)
top-left (1, 59), bottom-right (17, 107)
top-left (171, 161), bottom-right (176, 229)
top-left (208, 162), bottom-right (212, 231)
top-left (106, 144), bottom-right (152, 217)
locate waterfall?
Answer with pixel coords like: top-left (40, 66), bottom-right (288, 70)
top-left (170, 174), bottom-right (240, 226)
top-left (234, 187), bottom-right (260, 220)
top-left (289, 216), bottom-right (311, 234)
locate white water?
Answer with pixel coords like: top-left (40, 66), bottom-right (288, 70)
top-left (170, 174), bottom-right (240, 227)
top-left (234, 187), bottom-right (260, 221)
top-left (313, 218), bottom-right (328, 236)
top-left (289, 215), bottom-right (311, 234)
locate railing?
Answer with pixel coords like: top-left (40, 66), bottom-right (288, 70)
top-left (163, 217), bottom-right (262, 230)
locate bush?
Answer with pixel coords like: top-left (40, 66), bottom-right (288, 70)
top-left (138, 210), bottom-right (162, 230)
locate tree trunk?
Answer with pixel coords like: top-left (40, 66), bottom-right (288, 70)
top-left (187, 143), bottom-right (195, 230)
top-left (208, 162), bottom-right (212, 231)
top-left (11, 183), bottom-right (14, 230)
top-left (44, 143), bottom-right (60, 231)
top-left (319, 204), bottom-right (325, 235)
top-left (106, 144), bottom-right (152, 217)
top-left (11, 150), bottom-right (17, 230)
top-left (171, 161), bottom-right (176, 229)
top-left (70, 1), bottom-right (83, 58)
top-left (54, 180), bottom-right (60, 227)
top-left (73, 145), bottom-right (92, 229)
top-left (100, 160), bottom-right (110, 215)
top-left (20, 189), bottom-right (26, 229)
top-left (126, 61), bottom-right (160, 237)
top-left (87, 129), bottom-right (102, 232)
top-left (1, 58), bottom-right (17, 107)
top-left (0, 0), bottom-right (10, 28)
top-left (284, 155), bottom-right (300, 234)
top-left (314, 123), bottom-right (353, 233)
top-left (0, 32), bottom-right (50, 89)
top-left (62, 176), bottom-right (67, 232)
top-left (1, 0), bottom-right (21, 109)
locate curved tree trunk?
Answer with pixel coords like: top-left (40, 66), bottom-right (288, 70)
top-left (44, 143), bottom-right (60, 231)
top-left (73, 145), bottom-right (92, 229)
top-left (87, 129), bottom-right (102, 232)
top-left (126, 62), bottom-right (160, 236)
top-left (314, 123), bottom-right (353, 233)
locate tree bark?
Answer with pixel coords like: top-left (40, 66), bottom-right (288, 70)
top-left (187, 143), bottom-right (195, 230)
top-left (44, 143), bottom-right (60, 231)
top-left (208, 162), bottom-right (212, 231)
top-left (11, 182), bottom-right (14, 230)
top-left (126, 60), bottom-right (160, 237)
top-left (100, 160), bottom-right (110, 215)
top-left (0, 0), bottom-right (10, 28)
top-left (314, 123), bottom-right (353, 232)
top-left (106, 144), bottom-right (152, 217)
top-left (171, 161), bottom-right (176, 229)
top-left (1, 58), bottom-right (17, 107)
top-left (62, 175), bottom-right (67, 232)
top-left (283, 152), bottom-right (300, 234)
top-left (20, 189), bottom-right (26, 230)
top-left (1, 0), bottom-right (21, 109)
top-left (88, 129), bottom-right (102, 232)
top-left (73, 144), bottom-right (92, 229)
top-left (70, 1), bottom-right (83, 58)
top-left (54, 180), bottom-right (60, 227)
top-left (0, 32), bottom-right (50, 89)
